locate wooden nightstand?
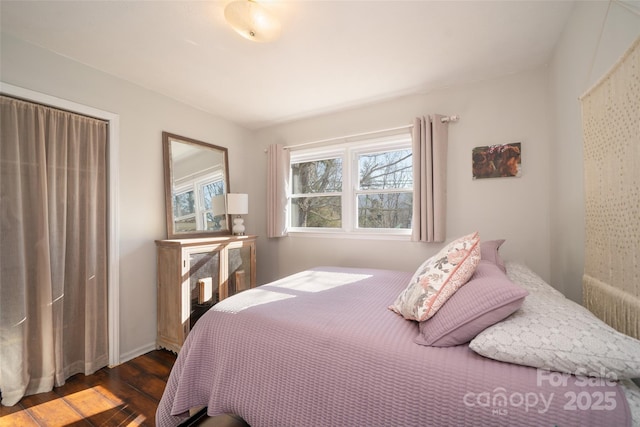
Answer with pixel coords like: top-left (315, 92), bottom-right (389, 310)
top-left (155, 235), bottom-right (257, 353)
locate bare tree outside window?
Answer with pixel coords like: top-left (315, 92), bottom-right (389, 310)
top-left (291, 158), bottom-right (342, 227)
top-left (357, 149), bottom-right (413, 229)
top-left (174, 190), bottom-right (197, 231)
top-left (288, 134), bottom-right (413, 233)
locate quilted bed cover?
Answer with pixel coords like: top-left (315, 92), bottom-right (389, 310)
top-left (156, 266), bottom-right (632, 427)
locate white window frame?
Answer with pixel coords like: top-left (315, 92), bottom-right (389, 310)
top-left (288, 132), bottom-right (412, 239)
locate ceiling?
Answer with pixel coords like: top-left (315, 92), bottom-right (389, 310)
top-left (1, 1), bottom-right (575, 130)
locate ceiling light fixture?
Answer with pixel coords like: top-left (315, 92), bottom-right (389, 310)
top-left (224, 0), bottom-right (281, 43)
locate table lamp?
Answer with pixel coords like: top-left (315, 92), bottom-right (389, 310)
top-left (227, 193), bottom-right (248, 235)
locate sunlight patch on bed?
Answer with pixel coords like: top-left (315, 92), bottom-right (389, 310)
top-left (269, 270), bottom-right (372, 293)
top-left (213, 288), bottom-right (296, 313)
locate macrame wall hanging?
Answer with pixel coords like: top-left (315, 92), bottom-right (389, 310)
top-left (580, 35), bottom-right (640, 339)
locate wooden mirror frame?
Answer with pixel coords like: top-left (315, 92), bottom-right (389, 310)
top-left (162, 132), bottom-right (231, 238)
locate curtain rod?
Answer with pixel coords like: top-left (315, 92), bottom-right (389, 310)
top-left (279, 115), bottom-right (459, 151)
top-left (0, 93), bottom-right (109, 124)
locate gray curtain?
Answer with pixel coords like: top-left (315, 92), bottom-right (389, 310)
top-left (266, 144), bottom-right (290, 238)
top-left (0, 95), bottom-right (108, 406)
top-left (411, 115), bottom-right (449, 243)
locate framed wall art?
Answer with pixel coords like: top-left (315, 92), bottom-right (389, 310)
top-left (472, 142), bottom-right (521, 179)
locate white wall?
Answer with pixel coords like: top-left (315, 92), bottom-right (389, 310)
top-left (0, 34), bottom-right (253, 360)
top-left (252, 68), bottom-right (553, 285)
top-left (549, 1), bottom-right (640, 302)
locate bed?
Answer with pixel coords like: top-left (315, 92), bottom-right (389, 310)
top-left (156, 237), bottom-right (640, 427)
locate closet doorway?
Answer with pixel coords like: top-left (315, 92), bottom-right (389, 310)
top-left (0, 84), bottom-right (120, 406)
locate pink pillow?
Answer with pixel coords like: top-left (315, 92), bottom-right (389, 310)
top-left (415, 261), bottom-right (528, 346)
top-left (389, 232), bottom-right (481, 321)
top-left (480, 239), bottom-right (506, 273)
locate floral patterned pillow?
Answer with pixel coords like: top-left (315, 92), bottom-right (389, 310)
top-left (389, 232), bottom-right (481, 321)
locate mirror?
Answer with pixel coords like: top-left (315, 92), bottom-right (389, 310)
top-left (162, 132), bottom-right (231, 238)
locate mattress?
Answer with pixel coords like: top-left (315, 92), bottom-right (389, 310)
top-left (156, 265), bottom-right (633, 426)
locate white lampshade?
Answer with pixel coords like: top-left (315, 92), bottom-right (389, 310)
top-left (224, 0), bottom-right (281, 43)
top-left (211, 194), bottom-right (226, 215)
top-left (227, 193), bottom-right (248, 215)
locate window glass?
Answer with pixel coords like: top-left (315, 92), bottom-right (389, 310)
top-left (356, 148), bottom-right (412, 229)
top-left (291, 195), bottom-right (342, 228)
top-left (358, 149), bottom-right (412, 190)
top-left (291, 158), bottom-right (342, 194)
top-left (173, 189), bottom-right (196, 232)
top-left (357, 193), bottom-right (412, 229)
top-left (174, 190), bottom-right (195, 218)
top-left (291, 157), bottom-right (343, 228)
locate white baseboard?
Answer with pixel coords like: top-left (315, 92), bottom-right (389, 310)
top-left (116, 342), bottom-right (158, 366)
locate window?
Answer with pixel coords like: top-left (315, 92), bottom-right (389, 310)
top-left (173, 186), bottom-right (197, 232)
top-left (356, 148), bottom-right (413, 229)
top-left (173, 169), bottom-right (226, 232)
top-left (289, 133), bottom-right (412, 236)
top-left (291, 156), bottom-right (343, 228)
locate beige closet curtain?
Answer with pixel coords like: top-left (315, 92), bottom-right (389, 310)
top-left (411, 115), bottom-right (449, 243)
top-left (0, 96), bottom-right (109, 406)
top-left (266, 144), bottom-right (290, 238)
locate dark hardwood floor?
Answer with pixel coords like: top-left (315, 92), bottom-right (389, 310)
top-left (0, 350), bottom-right (177, 426)
top-left (0, 350), bottom-right (250, 427)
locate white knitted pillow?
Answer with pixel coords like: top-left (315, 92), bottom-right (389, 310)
top-left (470, 281), bottom-right (640, 379)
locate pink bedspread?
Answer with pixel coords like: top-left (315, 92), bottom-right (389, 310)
top-left (156, 267), bottom-right (631, 426)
